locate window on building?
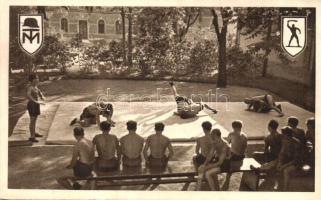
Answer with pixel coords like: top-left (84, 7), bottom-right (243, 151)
top-left (98, 20), bottom-right (105, 34)
top-left (61, 18), bottom-right (68, 32)
top-left (115, 18), bottom-right (121, 34)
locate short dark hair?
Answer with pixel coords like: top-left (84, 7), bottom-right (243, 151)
top-left (232, 120), bottom-right (243, 129)
top-left (202, 121), bottom-right (212, 131)
top-left (211, 128), bottom-right (221, 137)
top-left (28, 74), bottom-right (38, 82)
top-left (73, 127), bottom-right (84, 137)
top-left (127, 120), bottom-right (137, 131)
top-left (155, 122), bottom-right (165, 131)
top-left (100, 121), bottom-right (111, 131)
top-left (288, 116), bottom-right (299, 127)
top-left (306, 118), bottom-right (315, 129)
top-left (268, 120), bottom-right (279, 130)
top-left (281, 126), bottom-right (293, 138)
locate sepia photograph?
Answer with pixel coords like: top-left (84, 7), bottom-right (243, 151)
top-left (1, 1), bottom-right (319, 199)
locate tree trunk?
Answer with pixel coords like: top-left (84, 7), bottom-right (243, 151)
top-left (217, 26), bottom-right (227, 88)
top-left (121, 7), bottom-right (127, 66)
top-left (127, 7), bottom-right (133, 69)
top-left (262, 18), bottom-right (272, 77)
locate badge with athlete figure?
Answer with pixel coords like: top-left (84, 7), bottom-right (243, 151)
top-left (281, 16), bottom-right (307, 57)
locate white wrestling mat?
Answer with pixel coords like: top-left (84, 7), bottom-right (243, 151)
top-left (10, 102), bottom-right (314, 145)
top-left (45, 102), bottom-right (313, 145)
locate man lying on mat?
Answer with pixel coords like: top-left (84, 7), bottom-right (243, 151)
top-left (120, 120), bottom-right (144, 167)
top-left (93, 121), bottom-right (121, 171)
top-left (193, 121), bottom-right (213, 167)
top-left (70, 102), bottom-right (115, 127)
top-left (244, 94), bottom-right (284, 117)
top-left (143, 122), bottom-right (174, 168)
top-left (169, 82), bottom-right (218, 119)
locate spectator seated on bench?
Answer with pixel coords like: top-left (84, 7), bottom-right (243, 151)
top-left (253, 120), bottom-right (282, 164)
top-left (58, 127), bottom-right (96, 189)
top-left (120, 120), bottom-right (144, 168)
top-left (93, 121), bottom-right (121, 172)
top-left (250, 126), bottom-right (301, 191)
top-left (143, 122), bottom-right (174, 169)
top-left (193, 121), bottom-right (213, 167)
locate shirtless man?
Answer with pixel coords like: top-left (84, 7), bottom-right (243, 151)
top-left (65, 127), bottom-right (95, 189)
top-left (253, 120), bottom-right (282, 163)
top-left (305, 118), bottom-right (315, 166)
top-left (196, 129), bottom-right (231, 191)
top-left (251, 126), bottom-right (301, 191)
top-left (193, 121), bottom-right (213, 166)
top-left (92, 121), bottom-right (121, 171)
top-left (226, 120), bottom-right (248, 161)
top-left (287, 116), bottom-right (306, 145)
top-left (120, 120), bottom-right (144, 167)
top-left (169, 82), bottom-right (217, 119)
top-left (244, 94), bottom-right (284, 117)
top-left (70, 103), bottom-right (115, 127)
top-left (143, 122), bottom-right (174, 168)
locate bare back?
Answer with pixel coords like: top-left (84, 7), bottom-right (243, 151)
top-left (93, 134), bottom-right (119, 160)
top-left (120, 133), bottom-right (144, 159)
top-left (197, 135), bottom-right (213, 157)
top-left (146, 134), bottom-right (171, 159)
top-left (227, 131), bottom-right (248, 156)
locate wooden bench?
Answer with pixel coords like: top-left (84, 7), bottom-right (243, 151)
top-left (68, 158), bottom-right (261, 190)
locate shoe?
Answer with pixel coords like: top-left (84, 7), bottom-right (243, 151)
top-left (169, 81), bottom-right (174, 87)
top-left (72, 182), bottom-right (82, 190)
top-left (35, 133), bottom-right (43, 137)
top-left (70, 118), bottom-right (77, 126)
top-left (212, 109), bottom-right (218, 114)
top-left (29, 138), bottom-right (39, 143)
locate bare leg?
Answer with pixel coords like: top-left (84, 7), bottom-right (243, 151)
top-left (169, 82), bottom-right (179, 97)
top-left (29, 116), bottom-right (37, 139)
top-left (282, 165), bottom-right (296, 191)
top-left (266, 95), bottom-right (283, 116)
top-left (205, 167), bottom-right (221, 191)
top-left (204, 104), bottom-right (218, 114)
top-left (196, 165), bottom-right (205, 191)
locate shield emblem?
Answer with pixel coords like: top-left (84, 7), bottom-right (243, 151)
top-left (18, 14), bottom-right (44, 55)
top-left (281, 16), bottom-right (307, 57)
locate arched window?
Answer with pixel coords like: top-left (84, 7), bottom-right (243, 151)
top-left (98, 20), bottom-right (105, 34)
top-left (61, 18), bottom-right (68, 32)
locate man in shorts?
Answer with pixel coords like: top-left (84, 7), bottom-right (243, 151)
top-left (250, 126), bottom-right (301, 191)
top-left (70, 102), bottom-right (115, 127)
top-left (193, 121), bottom-right (213, 167)
top-left (226, 120), bottom-right (248, 161)
top-left (120, 120), bottom-right (144, 167)
top-left (244, 94), bottom-right (284, 117)
top-left (169, 82), bottom-right (217, 119)
top-left (65, 127), bottom-right (95, 189)
top-left (143, 122), bottom-right (174, 168)
top-left (196, 129), bottom-right (231, 191)
top-left (287, 116), bottom-right (306, 145)
top-left (92, 121), bottom-right (121, 171)
top-left (253, 120), bottom-right (282, 163)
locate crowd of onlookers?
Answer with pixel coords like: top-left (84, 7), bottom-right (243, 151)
top-left (64, 116), bottom-right (314, 191)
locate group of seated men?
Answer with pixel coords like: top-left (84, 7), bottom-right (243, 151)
top-left (194, 116), bottom-right (315, 191)
top-left (67, 121), bottom-right (174, 180)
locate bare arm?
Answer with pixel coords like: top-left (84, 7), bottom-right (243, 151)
top-left (195, 139), bottom-right (200, 154)
top-left (37, 88), bottom-right (46, 100)
top-left (167, 141), bottom-right (174, 159)
top-left (115, 137), bottom-right (121, 160)
top-left (67, 145), bottom-right (79, 168)
top-left (143, 138), bottom-right (150, 161)
top-left (27, 87), bottom-right (39, 104)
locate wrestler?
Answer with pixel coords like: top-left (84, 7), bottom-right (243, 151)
top-left (143, 122), bottom-right (174, 168)
top-left (120, 121), bottom-right (144, 167)
top-left (244, 94), bottom-right (284, 117)
top-left (169, 82), bottom-right (217, 119)
top-left (70, 102), bottom-right (115, 127)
